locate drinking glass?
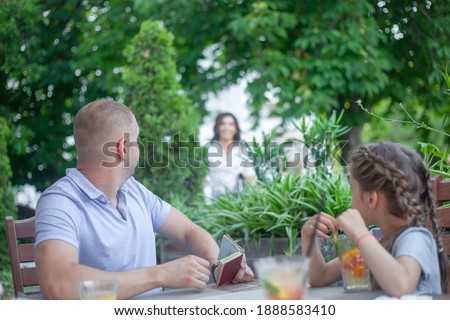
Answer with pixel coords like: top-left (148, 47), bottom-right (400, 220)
top-left (254, 255), bottom-right (310, 300)
top-left (334, 237), bottom-right (371, 292)
top-left (77, 279), bottom-right (118, 300)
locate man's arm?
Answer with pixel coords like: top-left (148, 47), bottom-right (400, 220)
top-left (158, 207), bottom-right (220, 266)
top-left (158, 207), bottom-right (254, 283)
top-left (35, 240), bottom-right (162, 299)
top-left (35, 239), bottom-right (211, 299)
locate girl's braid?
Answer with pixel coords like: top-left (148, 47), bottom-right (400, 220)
top-left (354, 142), bottom-right (448, 293)
top-left (359, 146), bottom-right (422, 224)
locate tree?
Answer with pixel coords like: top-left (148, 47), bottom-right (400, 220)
top-left (0, 117), bottom-right (17, 268)
top-left (122, 21), bottom-right (207, 201)
top-left (1, 0), bottom-right (142, 190)
top-left (135, 0), bottom-right (449, 155)
top-left (371, 0), bottom-right (450, 145)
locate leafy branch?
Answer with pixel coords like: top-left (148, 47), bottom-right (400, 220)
top-left (356, 99), bottom-right (450, 138)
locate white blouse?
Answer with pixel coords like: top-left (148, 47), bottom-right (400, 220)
top-left (205, 143), bottom-right (256, 197)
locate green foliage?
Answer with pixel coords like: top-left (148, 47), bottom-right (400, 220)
top-left (359, 100), bottom-right (450, 139)
top-left (122, 21), bottom-right (207, 201)
top-left (2, 0), bottom-right (448, 194)
top-left (202, 169), bottom-right (351, 256)
top-left (184, 112), bottom-right (351, 255)
top-left (419, 142), bottom-right (450, 178)
top-left (444, 66), bottom-right (450, 95)
top-left (1, 0), bottom-right (142, 190)
top-left (360, 1), bottom-right (450, 147)
top-left (360, 67), bottom-right (450, 178)
top-left (136, 1), bottom-right (387, 123)
top-left (244, 131), bottom-right (285, 183)
top-left (360, 99), bottom-right (422, 148)
top-left (0, 118), bottom-right (17, 277)
top-left (245, 110), bottom-right (350, 183)
top-left (293, 111), bottom-right (351, 170)
top-left (0, 268), bottom-right (14, 298)
top-left (136, 0), bottom-right (449, 153)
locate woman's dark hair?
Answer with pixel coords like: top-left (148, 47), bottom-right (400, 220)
top-left (350, 141), bottom-right (449, 293)
top-left (212, 112), bottom-right (241, 143)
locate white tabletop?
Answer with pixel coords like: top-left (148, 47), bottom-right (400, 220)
top-left (135, 281), bottom-right (384, 300)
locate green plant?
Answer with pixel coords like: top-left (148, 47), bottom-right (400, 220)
top-left (293, 110), bottom-right (351, 172)
top-left (1, 0), bottom-right (142, 190)
top-left (359, 67), bottom-right (450, 178)
top-left (0, 268), bottom-right (14, 298)
top-left (122, 20), bottom-right (207, 201)
top-left (200, 167), bottom-right (351, 256)
top-left (177, 111), bottom-right (353, 255)
top-left (358, 100), bottom-right (450, 138)
top-left (0, 118), bottom-right (17, 294)
top-left (418, 142), bottom-right (450, 178)
top-left (245, 110), bottom-right (350, 183)
top-left (441, 65), bottom-right (450, 97)
top-left (138, 0), bottom-right (449, 130)
top-left (244, 131), bottom-right (287, 183)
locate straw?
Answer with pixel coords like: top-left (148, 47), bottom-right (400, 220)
top-left (305, 192), bottom-right (326, 257)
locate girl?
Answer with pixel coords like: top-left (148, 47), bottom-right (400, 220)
top-left (301, 141), bottom-right (448, 296)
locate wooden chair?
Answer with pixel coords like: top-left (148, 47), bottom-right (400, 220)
top-left (431, 175), bottom-right (450, 257)
top-left (5, 216), bottom-right (40, 297)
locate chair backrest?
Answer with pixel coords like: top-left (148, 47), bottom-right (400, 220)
top-left (431, 175), bottom-right (450, 257)
top-left (5, 216), bottom-right (40, 297)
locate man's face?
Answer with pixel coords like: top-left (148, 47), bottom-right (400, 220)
top-left (123, 126), bottom-right (140, 178)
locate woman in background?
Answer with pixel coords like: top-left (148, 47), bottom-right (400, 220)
top-left (206, 112), bottom-right (256, 197)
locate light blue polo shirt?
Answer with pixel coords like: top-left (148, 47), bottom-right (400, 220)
top-left (35, 168), bottom-right (171, 295)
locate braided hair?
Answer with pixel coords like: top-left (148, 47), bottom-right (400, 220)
top-left (350, 141), bottom-right (448, 293)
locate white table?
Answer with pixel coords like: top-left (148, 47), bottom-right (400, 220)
top-left (136, 281), bottom-right (384, 300)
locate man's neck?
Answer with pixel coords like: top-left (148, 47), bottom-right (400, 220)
top-left (77, 166), bottom-right (122, 205)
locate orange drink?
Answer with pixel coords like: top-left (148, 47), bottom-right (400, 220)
top-left (333, 237), bottom-right (371, 292)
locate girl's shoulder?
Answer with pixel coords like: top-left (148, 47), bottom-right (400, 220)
top-left (398, 226), bottom-right (433, 237)
top-left (369, 226), bottom-right (433, 242)
top-left (395, 226), bottom-right (435, 247)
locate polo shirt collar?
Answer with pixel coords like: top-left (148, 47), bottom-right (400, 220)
top-left (66, 168), bottom-right (104, 200)
top-left (66, 168), bottom-right (130, 199)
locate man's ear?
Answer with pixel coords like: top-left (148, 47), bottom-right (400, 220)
top-left (116, 137), bottom-right (126, 162)
top-left (366, 190), bottom-right (378, 209)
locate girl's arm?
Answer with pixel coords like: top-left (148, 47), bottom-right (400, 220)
top-left (337, 209), bottom-right (421, 296)
top-left (301, 213), bottom-right (341, 286)
top-left (356, 236), bottom-right (420, 296)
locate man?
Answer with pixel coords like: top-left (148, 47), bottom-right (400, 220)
top-left (35, 99), bottom-right (253, 299)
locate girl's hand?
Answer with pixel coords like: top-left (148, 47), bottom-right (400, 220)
top-left (335, 208), bottom-right (369, 241)
top-left (301, 212), bottom-right (338, 240)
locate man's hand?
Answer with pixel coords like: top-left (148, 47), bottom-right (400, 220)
top-left (158, 255), bottom-right (211, 290)
top-left (232, 254), bottom-right (254, 284)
